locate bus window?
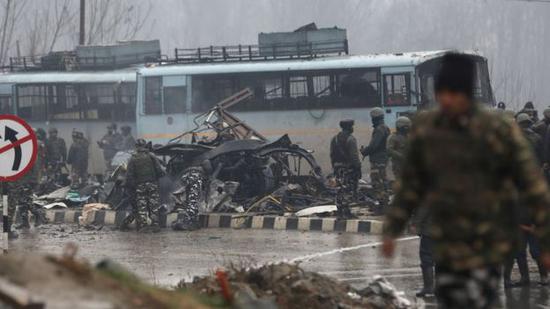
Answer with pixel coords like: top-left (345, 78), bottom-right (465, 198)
top-left (312, 75), bottom-right (331, 97)
top-left (289, 76), bottom-right (308, 98)
top-left (164, 86), bottom-right (187, 113)
top-left (338, 69), bottom-right (380, 107)
top-left (265, 77), bottom-right (283, 99)
top-left (16, 85), bottom-right (48, 121)
top-left (145, 77), bottom-right (162, 114)
top-left (384, 73), bottom-right (410, 106)
top-left (0, 95), bottom-right (13, 114)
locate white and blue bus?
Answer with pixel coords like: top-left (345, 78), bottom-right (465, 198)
top-left (135, 50), bottom-right (494, 169)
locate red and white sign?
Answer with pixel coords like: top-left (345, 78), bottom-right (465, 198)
top-left (0, 115), bottom-right (38, 182)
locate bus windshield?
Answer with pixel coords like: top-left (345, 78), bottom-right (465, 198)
top-left (417, 56), bottom-right (494, 108)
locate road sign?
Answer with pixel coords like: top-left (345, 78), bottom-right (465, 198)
top-left (0, 115), bottom-right (38, 182)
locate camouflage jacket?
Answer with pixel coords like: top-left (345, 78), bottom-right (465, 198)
top-left (383, 106), bottom-right (550, 271)
top-left (387, 132), bottom-right (408, 164)
top-left (361, 122), bottom-right (390, 164)
top-left (126, 150), bottom-right (165, 187)
top-left (330, 131), bottom-right (361, 170)
top-left (46, 137), bottom-right (67, 164)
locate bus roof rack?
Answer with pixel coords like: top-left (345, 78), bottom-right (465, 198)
top-left (166, 39), bottom-right (349, 65)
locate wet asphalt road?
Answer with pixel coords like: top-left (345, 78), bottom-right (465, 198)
top-left (7, 225), bottom-right (550, 308)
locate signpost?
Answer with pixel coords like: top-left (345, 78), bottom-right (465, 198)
top-left (0, 115), bottom-right (38, 254)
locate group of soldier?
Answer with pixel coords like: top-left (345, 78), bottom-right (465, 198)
top-left (330, 107), bottom-right (411, 218)
top-left (4, 124), bottom-right (136, 239)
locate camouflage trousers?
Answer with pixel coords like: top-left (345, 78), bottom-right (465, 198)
top-left (370, 162), bottom-right (388, 205)
top-left (334, 167), bottom-right (359, 217)
top-left (134, 182), bottom-right (160, 228)
top-left (435, 264), bottom-right (501, 309)
top-left (174, 170), bottom-right (204, 226)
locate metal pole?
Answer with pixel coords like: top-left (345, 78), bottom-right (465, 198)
top-left (2, 186), bottom-right (8, 254)
top-left (79, 0), bottom-right (86, 45)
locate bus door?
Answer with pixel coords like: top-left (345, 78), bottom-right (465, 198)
top-left (381, 67), bottom-right (415, 128)
top-left (136, 74), bottom-right (192, 145)
top-left (0, 83), bottom-right (14, 114)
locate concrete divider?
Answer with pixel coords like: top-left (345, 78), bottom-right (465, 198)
top-left (44, 210), bottom-right (384, 235)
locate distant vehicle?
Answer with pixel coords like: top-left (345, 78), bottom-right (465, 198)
top-left (135, 49), bottom-right (495, 168)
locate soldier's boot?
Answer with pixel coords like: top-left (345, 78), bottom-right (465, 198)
top-left (118, 213), bottom-right (135, 232)
top-left (15, 212), bottom-right (30, 230)
top-left (537, 260), bottom-right (549, 286)
top-left (416, 267), bottom-right (435, 297)
top-left (514, 258), bottom-right (531, 287)
top-left (503, 261), bottom-right (514, 289)
top-left (33, 209), bottom-right (48, 227)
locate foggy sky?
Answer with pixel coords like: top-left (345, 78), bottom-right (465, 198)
top-left (11, 0), bottom-right (550, 110)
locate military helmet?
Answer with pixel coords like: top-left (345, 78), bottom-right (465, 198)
top-left (339, 119), bottom-right (355, 130)
top-left (370, 107), bottom-right (385, 118)
top-left (135, 138), bottom-right (147, 148)
top-left (396, 116), bottom-right (412, 129)
top-left (516, 113), bottom-right (532, 124)
top-left (35, 128), bottom-right (47, 141)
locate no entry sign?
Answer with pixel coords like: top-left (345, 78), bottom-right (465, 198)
top-left (0, 115), bottom-right (38, 182)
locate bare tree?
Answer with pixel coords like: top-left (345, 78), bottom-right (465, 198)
top-left (24, 0), bottom-right (76, 57)
top-left (0, 0), bottom-right (27, 66)
top-left (85, 0), bottom-right (153, 45)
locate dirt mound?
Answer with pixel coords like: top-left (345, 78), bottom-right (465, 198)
top-left (183, 263), bottom-right (411, 309)
top-left (0, 250), bottom-right (208, 309)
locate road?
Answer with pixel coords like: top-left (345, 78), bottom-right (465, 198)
top-left (8, 225), bottom-right (550, 308)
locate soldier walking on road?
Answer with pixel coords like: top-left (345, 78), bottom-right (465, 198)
top-left (125, 139), bottom-right (165, 232)
top-left (361, 107), bottom-right (390, 209)
top-left (382, 53), bottom-right (550, 309)
top-left (330, 119), bottom-right (361, 219)
top-left (387, 116), bottom-right (411, 178)
top-left (67, 131), bottom-right (89, 188)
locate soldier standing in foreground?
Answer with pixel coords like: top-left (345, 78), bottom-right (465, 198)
top-left (330, 119), bottom-right (361, 219)
top-left (67, 131), bottom-right (89, 188)
top-left (387, 116), bottom-right (411, 178)
top-left (125, 139), bottom-right (165, 232)
top-left (361, 107), bottom-right (390, 209)
top-left (382, 53), bottom-right (550, 308)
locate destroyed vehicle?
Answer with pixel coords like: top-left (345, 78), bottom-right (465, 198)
top-left (154, 134), bottom-right (327, 205)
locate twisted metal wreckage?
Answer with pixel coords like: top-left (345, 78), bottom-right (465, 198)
top-left (35, 88), bottom-right (382, 220)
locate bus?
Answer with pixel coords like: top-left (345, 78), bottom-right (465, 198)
top-left (0, 68), bottom-right (138, 173)
top-left (135, 50), bottom-right (495, 170)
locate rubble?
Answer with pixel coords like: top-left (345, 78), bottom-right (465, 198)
top-left (182, 263), bottom-right (411, 309)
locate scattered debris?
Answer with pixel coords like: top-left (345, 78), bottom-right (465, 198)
top-left (79, 203), bottom-right (111, 226)
top-left (182, 263), bottom-right (411, 309)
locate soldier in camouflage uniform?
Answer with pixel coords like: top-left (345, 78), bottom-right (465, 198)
top-left (361, 107), bottom-right (390, 208)
top-left (125, 139), bottom-right (165, 232)
top-left (330, 119), bottom-right (361, 219)
top-left (387, 116), bottom-right (411, 178)
top-left (45, 127), bottom-right (67, 184)
top-left (172, 165), bottom-right (206, 231)
top-left (67, 131), bottom-right (89, 187)
top-left (382, 53), bottom-right (550, 308)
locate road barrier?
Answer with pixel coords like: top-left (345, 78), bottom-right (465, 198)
top-left (44, 210), bottom-right (384, 235)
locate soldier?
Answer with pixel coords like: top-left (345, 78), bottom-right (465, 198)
top-left (45, 127), bottom-right (67, 182)
top-left (98, 124), bottom-right (123, 171)
top-left (125, 139), bottom-right (165, 232)
top-left (517, 113), bottom-right (543, 163)
top-left (381, 53), bottom-right (550, 308)
top-left (387, 116), bottom-right (411, 178)
top-left (119, 126), bottom-right (135, 152)
top-left (67, 131), bottom-right (89, 187)
top-left (172, 163), bottom-right (208, 231)
top-left (330, 119), bottom-right (361, 219)
top-left (12, 129), bottom-right (48, 230)
top-left (361, 107), bottom-right (390, 207)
